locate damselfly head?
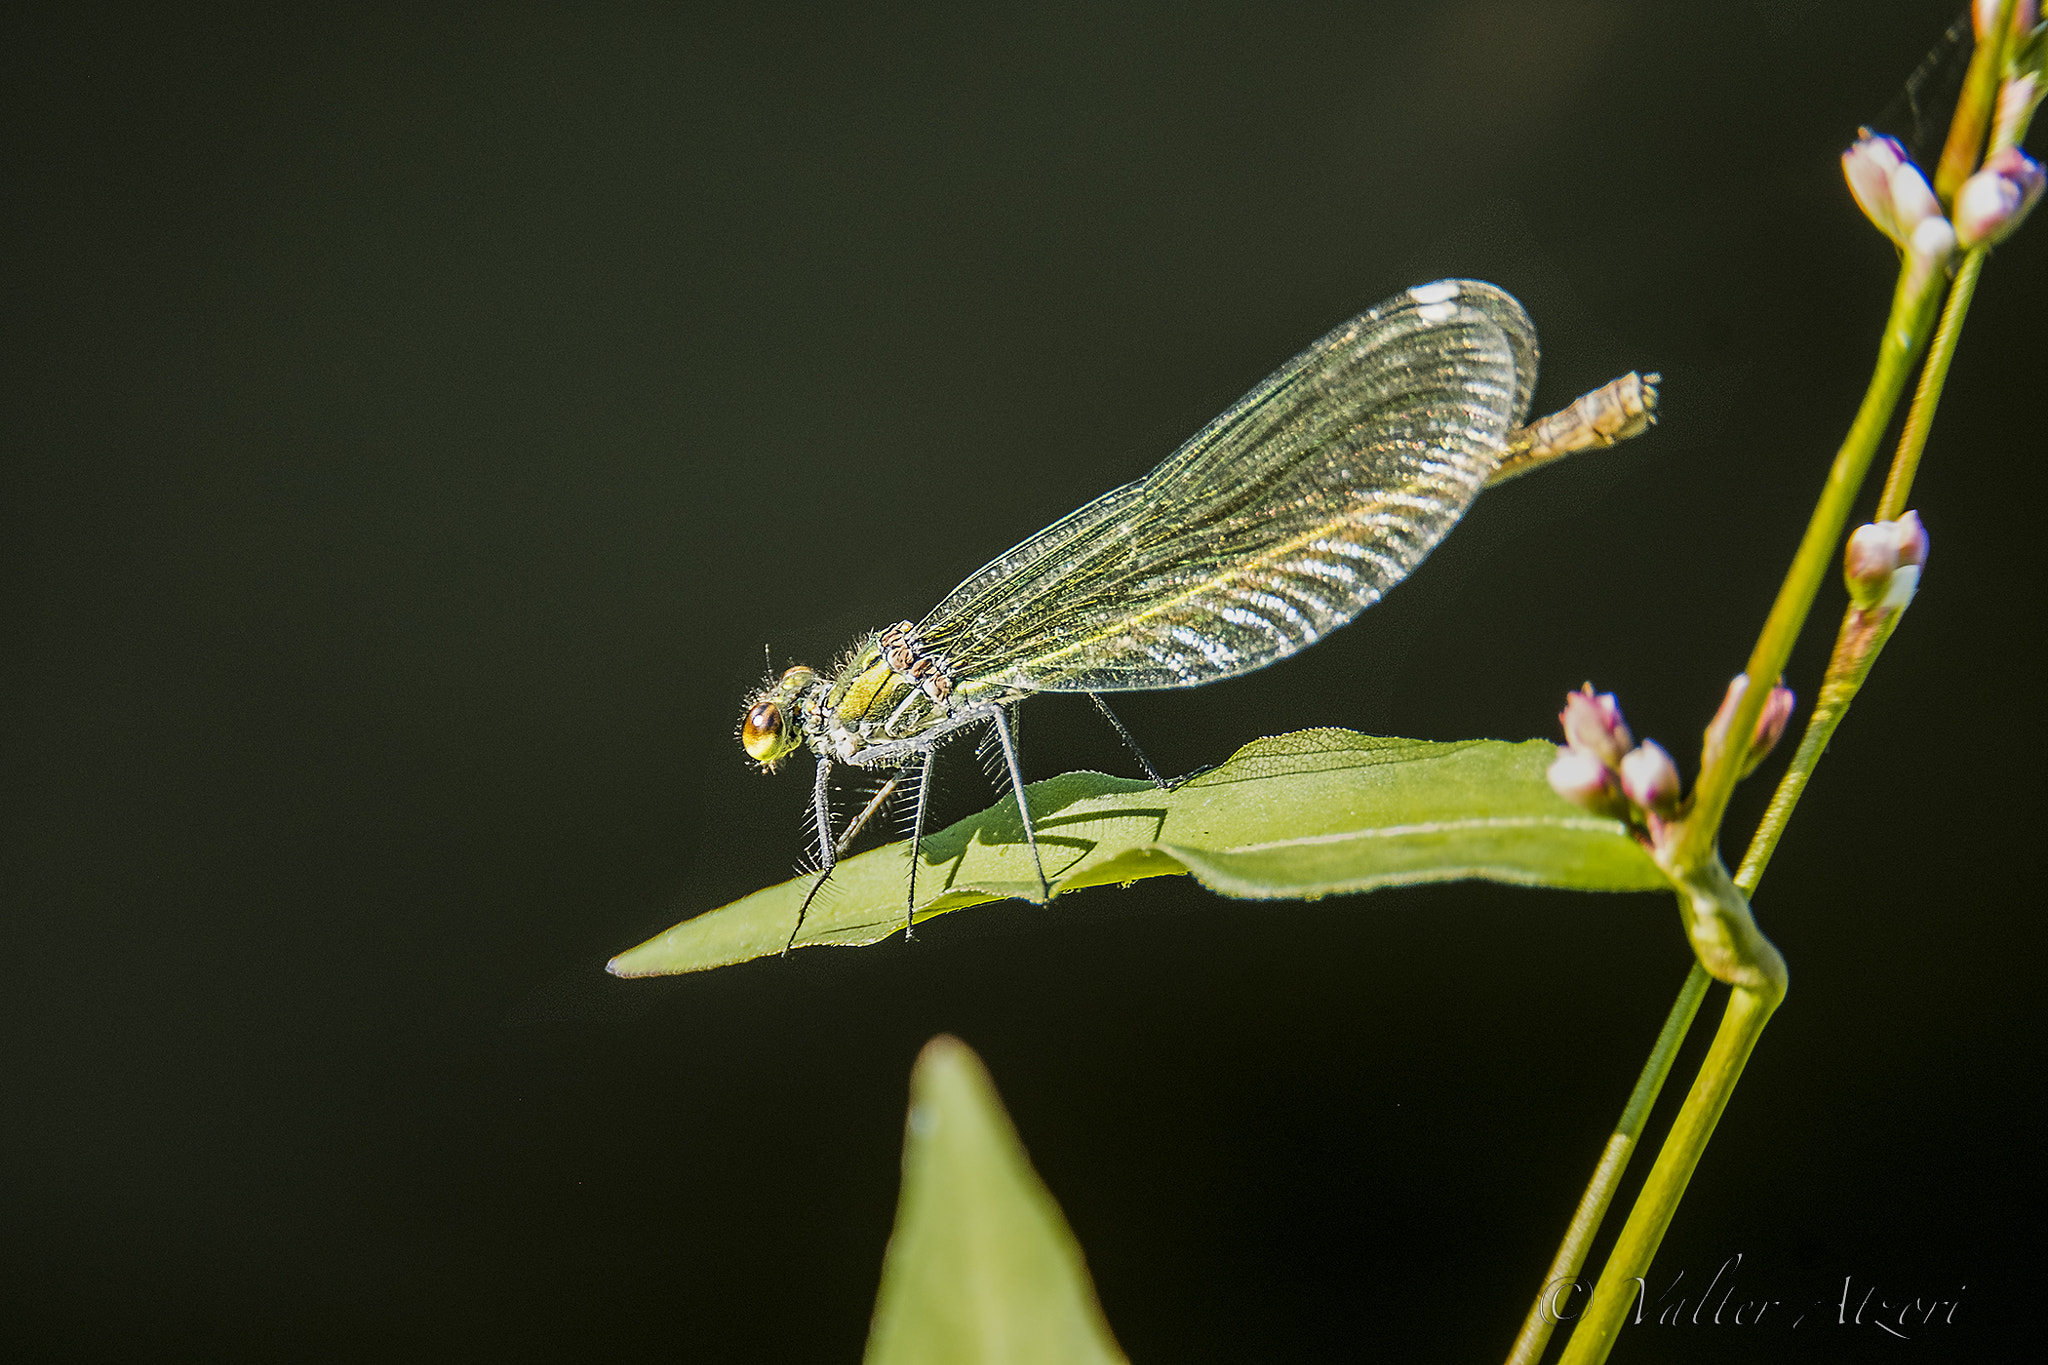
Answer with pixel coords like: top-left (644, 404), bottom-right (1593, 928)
top-left (740, 665), bottom-right (816, 769)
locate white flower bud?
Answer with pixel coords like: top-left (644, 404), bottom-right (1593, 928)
top-left (1843, 133), bottom-right (1910, 243)
top-left (1955, 148), bottom-right (2045, 248)
top-left (1846, 512), bottom-right (1930, 613)
top-left (1888, 160), bottom-right (1945, 237)
top-left (1903, 214), bottom-right (1958, 297)
top-left (1703, 675), bottom-right (1798, 781)
top-left (1558, 684), bottom-right (1633, 770)
top-left (1975, 0), bottom-right (2040, 41)
top-left (1619, 741), bottom-right (1683, 818)
top-left (1994, 72), bottom-right (2044, 157)
top-left (1548, 746), bottom-right (1624, 817)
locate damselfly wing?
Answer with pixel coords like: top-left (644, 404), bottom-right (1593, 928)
top-left (738, 279), bottom-right (1657, 945)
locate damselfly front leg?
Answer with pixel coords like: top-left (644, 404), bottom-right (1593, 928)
top-left (782, 756), bottom-right (842, 955)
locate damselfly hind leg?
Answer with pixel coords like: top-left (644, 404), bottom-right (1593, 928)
top-left (1087, 692), bottom-right (1215, 789)
top-left (1087, 693), bottom-right (1169, 789)
top-left (904, 753), bottom-right (936, 940)
top-left (986, 705), bottom-right (1051, 901)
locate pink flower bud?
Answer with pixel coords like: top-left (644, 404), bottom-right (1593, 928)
top-left (1548, 746), bottom-right (1625, 817)
top-left (1846, 513), bottom-right (1931, 613)
top-left (1843, 133), bottom-right (1911, 243)
top-left (1895, 509), bottom-right (1929, 568)
top-left (1746, 684), bottom-right (1796, 778)
top-left (1903, 214), bottom-right (1958, 297)
top-left (1619, 741), bottom-right (1683, 818)
top-left (1558, 684), bottom-right (1634, 769)
top-left (1975, 0), bottom-right (2039, 41)
top-left (1994, 73), bottom-right (2043, 158)
top-left (1889, 160), bottom-right (1945, 236)
top-left (1703, 674), bottom-right (1749, 764)
top-left (1955, 147), bottom-right (2045, 248)
top-left (1703, 675), bottom-right (1799, 781)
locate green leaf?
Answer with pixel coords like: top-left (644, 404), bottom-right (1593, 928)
top-left (608, 728), bottom-right (1666, 977)
top-left (865, 1035), bottom-right (1128, 1365)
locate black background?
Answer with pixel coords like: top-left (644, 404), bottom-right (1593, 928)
top-left (5, 2), bottom-right (2042, 1361)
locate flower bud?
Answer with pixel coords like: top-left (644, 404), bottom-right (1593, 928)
top-left (1890, 160), bottom-right (1946, 236)
top-left (1903, 214), bottom-right (1958, 297)
top-left (1619, 740), bottom-right (1683, 818)
top-left (1895, 509), bottom-right (1930, 568)
top-left (1993, 70), bottom-right (2044, 160)
top-left (1747, 683), bottom-right (1796, 778)
top-left (1843, 133), bottom-right (1911, 243)
top-left (1845, 511), bottom-right (1930, 613)
top-left (1558, 684), bottom-right (1633, 769)
top-left (1548, 746), bottom-right (1626, 818)
top-left (1703, 674), bottom-right (1799, 781)
top-left (1974, 0), bottom-right (2039, 41)
top-left (1954, 147), bottom-right (2045, 248)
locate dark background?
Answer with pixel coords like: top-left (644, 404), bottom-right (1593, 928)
top-left (4, 2), bottom-right (2041, 1361)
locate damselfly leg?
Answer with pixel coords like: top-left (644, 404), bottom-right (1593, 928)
top-left (985, 704), bottom-right (1051, 902)
top-left (1087, 692), bottom-right (1171, 789)
top-left (903, 753), bottom-right (935, 940)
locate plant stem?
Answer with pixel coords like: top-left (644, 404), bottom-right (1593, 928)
top-left (1507, 258), bottom-right (1946, 1362)
top-left (1876, 246), bottom-right (1987, 521)
top-left (1554, 978), bottom-right (1783, 1365)
top-left (1674, 263), bottom-right (1944, 874)
top-left (1502, 963), bottom-right (1711, 1365)
top-left (1933, 0), bottom-right (2017, 206)
top-left (1749, 238), bottom-right (1992, 886)
top-left (1556, 287), bottom-right (1940, 1358)
top-left (1533, 263), bottom-right (1943, 1357)
top-left (1520, 23), bottom-right (2023, 1360)
top-left (1731, 611), bottom-right (1899, 892)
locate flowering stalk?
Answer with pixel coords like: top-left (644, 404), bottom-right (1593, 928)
top-left (1530, 16), bottom-right (2038, 1360)
top-left (1668, 186), bottom-right (1949, 881)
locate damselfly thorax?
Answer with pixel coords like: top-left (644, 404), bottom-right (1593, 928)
top-left (738, 280), bottom-right (1660, 949)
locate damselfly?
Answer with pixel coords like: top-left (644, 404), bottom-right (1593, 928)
top-left (740, 280), bottom-right (1657, 945)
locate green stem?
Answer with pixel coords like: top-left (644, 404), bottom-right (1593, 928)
top-left (1748, 242), bottom-right (1991, 886)
top-left (1876, 247), bottom-right (1988, 521)
top-left (1555, 979), bottom-right (1783, 1365)
top-left (1519, 31), bottom-right (2027, 1362)
top-left (1513, 27), bottom-right (2020, 1357)
top-left (1501, 963), bottom-right (1711, 1365)
top-left (1535, 275), bottom-right (1938, 1355)
top-left (1736, 606), bottom-right (1904, 890)
top-left (1933, 0), bottom-right (2016, 206)
top-left (1507, 262), bottom-right (1941, 1361)
top-left (1674, 263), bottom-right (1943, 874)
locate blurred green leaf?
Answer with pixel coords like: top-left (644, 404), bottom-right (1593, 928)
top-left (865, 1036), bottom-right (1128, 1365)
top-left (608, 729), bottom-right (1666, 977)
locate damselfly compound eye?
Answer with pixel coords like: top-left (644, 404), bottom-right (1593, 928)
top-left (741, 702), bottom-right (785, 762)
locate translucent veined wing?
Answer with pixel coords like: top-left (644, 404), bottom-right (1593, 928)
top-left (920, 280), bottom-right (1537, 694)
